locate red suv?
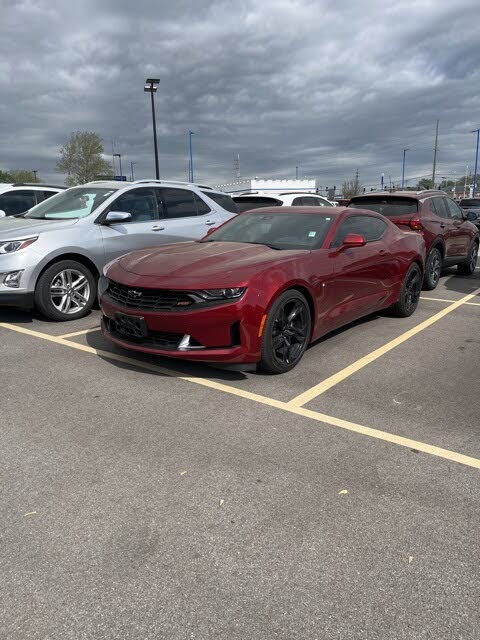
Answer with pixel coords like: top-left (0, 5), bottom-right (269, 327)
top-left (348, 190), bottom-right (479, 289)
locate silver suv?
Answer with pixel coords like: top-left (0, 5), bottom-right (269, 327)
top-left (0, 180), bottom-right (238, 320)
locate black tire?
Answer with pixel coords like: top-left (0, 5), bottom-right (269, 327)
top-left (259, 290), bottom-right (311, 374)
top-left (390, 263), bottom-right (422, 317)
top-left (423, 247), bottom-right (442, 290)
top-left (457, 242), bottom-right (478, 276)
top-left (34, 260), bottom-right (96, 321)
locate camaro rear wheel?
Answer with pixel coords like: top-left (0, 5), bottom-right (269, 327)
top-left (259, 290), bottom-right (311, 374)
top-left (457, 242), bottom-right (478, 275)
top-left (35, 260), bottom-right (96, 321)
top-left (423, 247), bottom-right (442, 290)
top-left (390, 263), bottom-right (422, 318)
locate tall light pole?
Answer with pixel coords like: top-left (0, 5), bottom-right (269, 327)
top-left (472, 128), bottom-right (480, 197)
top-left (113, 153), bottom-right (122, 180)
top-left (295, 165), bottom-right (299, 179)
top-left (32, 170), bottom-right (37, 182)
top-left (188, 130), bottom-right (195, 182)
top-left (401, 148), bottom-right (409, 188)
top-left (144, 78), bottom-right (160, 179)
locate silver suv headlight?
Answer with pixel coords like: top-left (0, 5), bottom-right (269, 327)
top-left (0, 237), bottom-right (38, 254)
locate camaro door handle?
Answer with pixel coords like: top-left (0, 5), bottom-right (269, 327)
top-left (205, 220), bottom-right (216, 225)
top-left (151, 225), bottom-right (165, 231)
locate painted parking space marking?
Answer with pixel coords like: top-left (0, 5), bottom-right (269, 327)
top-left (288, 287), bottom-right (480, 408)
top-left (1, 320), bottom-right (480, 471)
top-left (58, 326), bottom-right (102, 339)
top-left (420, 295), bottom-right (480, 307)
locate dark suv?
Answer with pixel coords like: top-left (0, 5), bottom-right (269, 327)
top-left (348, 190), bottom-right (479, 289)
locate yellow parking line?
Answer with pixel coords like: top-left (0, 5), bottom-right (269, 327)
top-left (58, 326), bottom-right (101, 339)
top-left (421, 296), bottom-right (480, 307)
top-left (0, 321), bottom-right (479, 470)
top-left (288, 287), bottom-right (480, 408)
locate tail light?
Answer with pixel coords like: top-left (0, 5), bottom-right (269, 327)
top-left (409, 219), bottom-right (424, 231)
top-left (396, 219), bottom-right (423, 231)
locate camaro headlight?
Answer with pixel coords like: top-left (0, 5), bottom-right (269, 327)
top-left (196, 287), bottom-right (247, 300)
top-left (0, 237), bottom-right (38, 254)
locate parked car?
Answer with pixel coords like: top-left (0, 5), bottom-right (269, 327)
top-left (0, 183), bottom-right (65, 217)
top-left (459, 198), bottom-right (480, 231)
top-left (99, 206), bottom-right (425, 374)
top-left (232, 192), bottom-right (335, 212)
top-left (0, 180), bottom-right (237, 320)
top-left (348, 190), bottom-right (479, 290)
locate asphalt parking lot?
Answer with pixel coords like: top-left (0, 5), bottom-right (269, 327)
top-left (2, 267), bottom-right (480, 639)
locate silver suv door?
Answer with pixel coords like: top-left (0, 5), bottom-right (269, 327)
top-left (153, 187), bottom-right (221, 243)
top-left (100, 187), bottom-right (165, 261)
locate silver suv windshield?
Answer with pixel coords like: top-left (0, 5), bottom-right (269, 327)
top-left (25, 187), bottom-right (118, 220)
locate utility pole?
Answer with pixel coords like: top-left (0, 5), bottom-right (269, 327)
top-left (401, 148), bottom-right (409, 188)
top-left (464, 164), bottom-right (469, 198)
top-left (472, 128), bottom-right (480, 198)
top-left (432, 119), bottom-right (439, 187)
top-left (130, 161), bottom-right (136, 181)
top-left (295, 165), bottom-right (299, 179)
top-left (233, 154), bottom-right (241, 179)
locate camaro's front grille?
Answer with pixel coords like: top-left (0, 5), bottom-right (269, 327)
top-left (106, 280), bottom-right (194, 311)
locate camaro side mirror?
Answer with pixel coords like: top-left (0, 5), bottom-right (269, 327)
top-left (465, 210), bottom-right (478, 222)
top-left (342, 233), bottom-right (367, 248)
top-left (103, 211), bottom-right (132, 224)
top-left (0, 209), bottom-right (6, 218)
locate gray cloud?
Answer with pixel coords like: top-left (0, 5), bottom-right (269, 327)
top-left (1, 0), bottom-right (479, 190)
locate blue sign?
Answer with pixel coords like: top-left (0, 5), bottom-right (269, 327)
top-left (114, 176), bottom-right (127, 181)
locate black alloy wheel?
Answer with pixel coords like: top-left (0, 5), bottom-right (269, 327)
top-left (390, 263), bottom-right (422, 317)
top-left (457, 242), bottom-right (479, 276)
top-left (260, 290), bottom-right (311, 374)
top-left (423, 248), bottom-right (442, 290)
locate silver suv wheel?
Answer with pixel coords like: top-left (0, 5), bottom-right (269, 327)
top-left (50, 268), bottom-right (91, 314)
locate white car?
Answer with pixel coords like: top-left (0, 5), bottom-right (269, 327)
top-left (0, 182), bottom-right (65, 217)
top-left (232, 191), bottom-right (336, 212)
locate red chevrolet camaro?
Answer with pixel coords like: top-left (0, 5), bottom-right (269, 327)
top-left (99, 207), bottom-right (425, 373)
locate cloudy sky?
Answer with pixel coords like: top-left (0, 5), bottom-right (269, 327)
top-left (1, 0), bottom-right (480, 191)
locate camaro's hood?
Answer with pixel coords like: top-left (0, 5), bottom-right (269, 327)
top-left (0, 217), bottom-right (79, 238)
top-left (114, 241), bottom-right (309, 285)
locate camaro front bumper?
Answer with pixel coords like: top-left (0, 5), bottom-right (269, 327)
top-left (99, 292), bottom-right (264, 364)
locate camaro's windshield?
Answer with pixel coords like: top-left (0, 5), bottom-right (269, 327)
top-left (25, 187), bottom-right (118, 219)
top-left (204, 212), bottom-right (334, 250)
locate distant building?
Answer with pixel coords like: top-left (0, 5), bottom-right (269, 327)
top-left (215, 178), bottom-right (317, 195)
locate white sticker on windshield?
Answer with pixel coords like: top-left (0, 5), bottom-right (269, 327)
top-left (308, 231), bottom-right (317, 237)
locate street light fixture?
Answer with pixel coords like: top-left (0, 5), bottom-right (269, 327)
top-left (472, 129), bottom-right (480, 197)
top-left (144, 78), bottom-right (160, 179)
top-left (401, 148), bottom-right (409, 189)
top-left (113, 153), bottom-right (123, 180)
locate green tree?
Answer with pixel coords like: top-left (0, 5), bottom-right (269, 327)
top-left (8, 169), bottom-right (40, 183)
top-left (57, 131), bottom-right (113, 186)
top-left (417, 178), bottom-right (434, 190)
top-left (0, 169), bottom-right (40, 183)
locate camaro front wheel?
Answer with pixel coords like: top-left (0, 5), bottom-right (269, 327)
top-left (259, 290), bottom-right (311, 374)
